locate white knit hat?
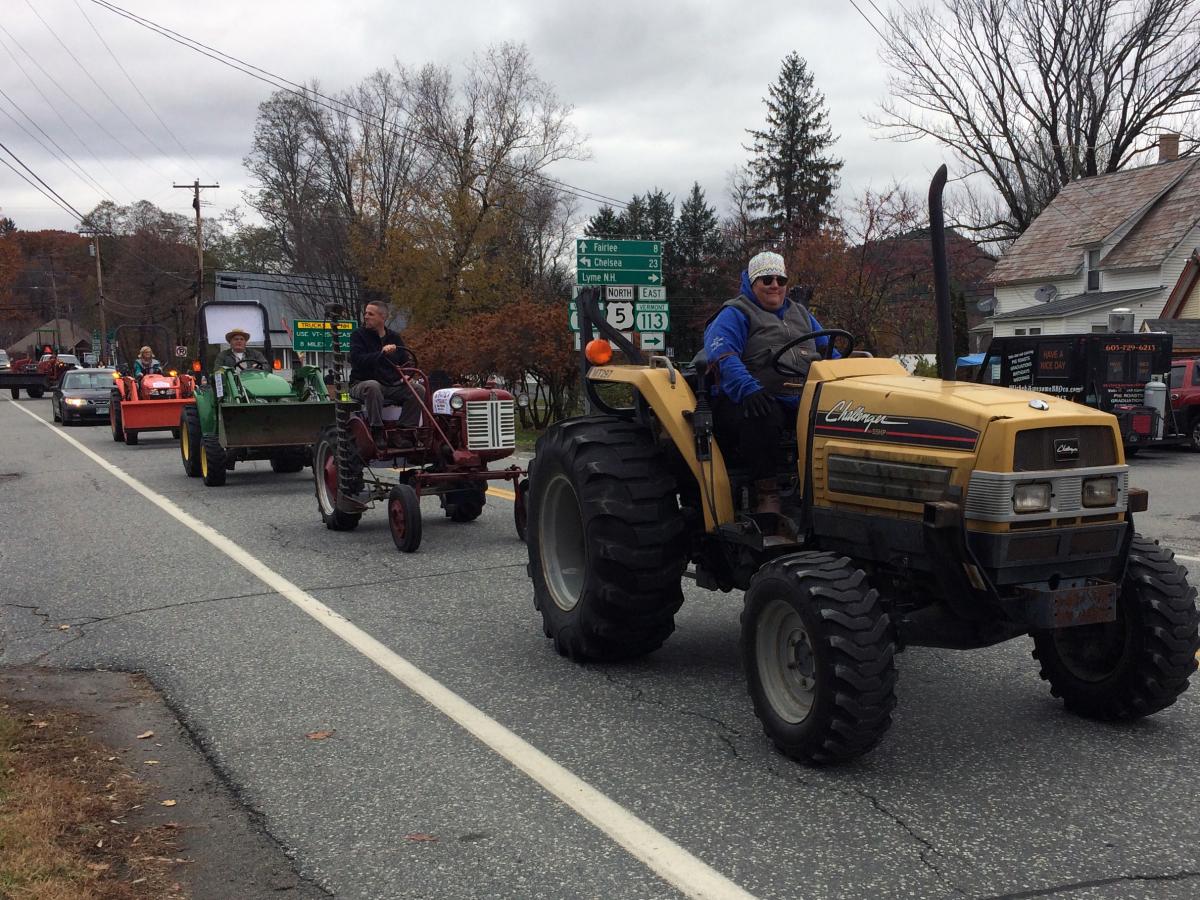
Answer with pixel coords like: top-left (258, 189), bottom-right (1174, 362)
top-left (748, 251), bottom-right (786, 282)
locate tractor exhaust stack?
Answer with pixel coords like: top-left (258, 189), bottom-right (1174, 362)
top-left (929, 165), bottom-right (955, 381)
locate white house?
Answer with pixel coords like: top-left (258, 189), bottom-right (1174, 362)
top-left (982, 137), bottom-right (1200, 343)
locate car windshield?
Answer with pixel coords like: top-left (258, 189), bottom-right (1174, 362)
top-left (62, 373), bottom-right (115, 390)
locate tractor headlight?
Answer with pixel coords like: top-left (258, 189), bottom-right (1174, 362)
top-left (449, 394), bottom-right (465, 411)
top-left (64, 398), bottom-right (87, 407)
top-left (1082, 476), bottom-right (1118, 508)
top-left (516, 392), bottom-right (531, 408)
top-left (1013, 482), bottom-right (1052, 514)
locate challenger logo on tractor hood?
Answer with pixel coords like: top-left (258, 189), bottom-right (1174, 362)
top-left (824, 400), bottom-right (909, 432)
top-left (816, 401), bottom-right (980, 451)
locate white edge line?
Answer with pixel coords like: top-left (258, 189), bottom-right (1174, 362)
top-left (6, 401), bottom-right (756, 900)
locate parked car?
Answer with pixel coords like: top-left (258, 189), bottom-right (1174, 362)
top-left (0, 349), bottom-right (10, 371)
top-left (1170, 357), bottom-right (1200, 451)
top-left (40, 353), bottom-right (81, 367)
top-left (51, 368), bottom-right (117, 425)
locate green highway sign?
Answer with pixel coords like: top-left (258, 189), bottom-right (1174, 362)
top-left (577, 238), bottom-right (662, 256)
top-left (640, 332), bottom-right (666, 351)
top-left (576, 254), bottom-right (662, 272)
top-left (292, 319), bottom-right (356, 352)
top-left (577, 269), bottom-right (663, 287)
top-left (636, 309), bottom-right (670, 332)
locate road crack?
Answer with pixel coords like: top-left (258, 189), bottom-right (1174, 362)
top-left (600, 671), bottom-right (744, 758)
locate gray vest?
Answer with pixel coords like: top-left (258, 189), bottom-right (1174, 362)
top-left (722, 295), bottom-right (819, 397)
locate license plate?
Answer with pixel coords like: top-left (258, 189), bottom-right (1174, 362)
top-left (95, 404), bottom-right (108, 412)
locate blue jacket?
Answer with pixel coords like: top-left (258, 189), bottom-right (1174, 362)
top-left (703, 272), bottom-right (832, 409)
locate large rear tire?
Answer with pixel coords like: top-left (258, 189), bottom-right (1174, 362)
top-left (526, 416), bottom-right (687, 661)
top-left (27, 386), bottom-right (44, 399)
top-left (1031, 535), bottom-right (1199, 719)
top-left (9, 387), bottom-right (17, 399)
top-left (200, 435), bottom-right (227, 487)
top-left (741, 552), bottom-right (898, 765)
top-left (180, 407), bottom-right (202, 477)
top-left (1188, 416), bottom-right (1200, 453)
top-left (110, 402), bottom-right (124, 442)
top-left (314, 424), bottom-right (362, 531)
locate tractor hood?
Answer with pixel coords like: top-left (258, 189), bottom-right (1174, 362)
top-left (805, 358), bottom-right (1122, 472)
top-left (236, 371), bottom-right (295, 399)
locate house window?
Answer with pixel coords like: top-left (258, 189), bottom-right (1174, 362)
top-left (1029, 327), bottom-right (1042, 335)
top-left (1091, 324), bottom-right (1108, 332)
top-left (1086, 249), bottom-right (1101, 292)
top-left (1015, 328), bottom-right (1026, 335)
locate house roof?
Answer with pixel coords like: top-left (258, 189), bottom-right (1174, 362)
top-left (214, 271), bottom-right (361, 346)
top-left (991, 287), bottom-right (1160, 322)
top-left (1142, 318), bottom-right (1200, 354)
top-left (5, 318), bottom-right (93, 355)
top-left (989, 157), bottom-right (1199, 285)
top-left (1161, 249), bottom-right (1200, 318)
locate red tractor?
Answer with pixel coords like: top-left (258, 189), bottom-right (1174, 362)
top-left (312, 309), bottom-right (527, 552)
top-left (109, 326), bottom-right (196, 446)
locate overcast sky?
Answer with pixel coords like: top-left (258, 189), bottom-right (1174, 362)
top-left (0, 0), bottom-right (944, 236)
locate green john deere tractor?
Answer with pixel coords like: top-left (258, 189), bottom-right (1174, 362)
top-left (179, 300), bottom-right (335, 486)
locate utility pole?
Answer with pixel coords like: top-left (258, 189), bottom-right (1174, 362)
top-left (47, 269), bottom-right (62, 350)
top-left (82, 232), bottom-right (109, 364)
top-left (174, 179), bottom-right (219, 314)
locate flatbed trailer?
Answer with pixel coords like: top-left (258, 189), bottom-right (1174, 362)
top-left (0, 359), bottom-right (74, 399)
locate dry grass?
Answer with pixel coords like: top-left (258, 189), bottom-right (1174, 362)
top-left (0, 699), bottom-right (188, 900)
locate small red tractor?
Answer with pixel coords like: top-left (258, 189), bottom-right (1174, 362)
top-left (109, 325), bottom-right (196, 446)
top-left (312, 306), bottom-right (528, 552)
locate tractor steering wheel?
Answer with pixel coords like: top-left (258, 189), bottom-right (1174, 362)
top-left (234, 358), bottom-right (266, 371)
top-left (771, 329), bottom-right (856, 378)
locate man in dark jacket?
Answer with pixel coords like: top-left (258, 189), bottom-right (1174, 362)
top-left (349, 299), bottom-right (426, 448)
top-left (703, 251), bottom-right (834, 515)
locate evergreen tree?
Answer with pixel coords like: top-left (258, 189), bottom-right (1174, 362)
top-left (616, 195), bottom-right (648, 238)
top-left (584, 205), bottom-right (623, 238)
top-left (746, 52), bottom-right (842, 245)
top-left (674, 183), bottom-right (722, 267)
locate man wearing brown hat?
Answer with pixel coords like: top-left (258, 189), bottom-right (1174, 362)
top-left (214, 327), bottom-right (268, 369)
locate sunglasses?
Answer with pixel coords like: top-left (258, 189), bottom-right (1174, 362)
top-left (757, 275), bottom-right (788, 286)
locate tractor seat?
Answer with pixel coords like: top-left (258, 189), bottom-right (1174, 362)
top-left (380, 405), bottom-right (405, 422)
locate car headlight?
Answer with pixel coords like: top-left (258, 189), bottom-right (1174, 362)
top-left (516, 392), bottom-right (531, 408)
top-left (64, 398), bottom-right (88, 407)
top-left (1082, 476), bottom-right (1118, 508)
top-left (1013, 482), bottom-right (1051, 513)
top-left (449, 394), bottom-right (465, 411)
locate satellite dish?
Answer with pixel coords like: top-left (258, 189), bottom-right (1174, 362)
top-left (976, 296), bottom-right (996, 313)
top-left (1034, 284), bottom-right (1058, 303)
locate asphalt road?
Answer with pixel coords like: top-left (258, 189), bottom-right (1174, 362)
top-left (3, 393), bottom-right (1199, 900)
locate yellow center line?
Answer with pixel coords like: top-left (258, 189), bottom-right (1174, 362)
top-left (487, 486), bottom-right (516, 501)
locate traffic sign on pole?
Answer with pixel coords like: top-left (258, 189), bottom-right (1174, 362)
top-left (577, 269), bottom-right (663, 287)
top-left (577, 239), bottom-right (662, 256)
top-left (640, 332), bottom-right (666, 351)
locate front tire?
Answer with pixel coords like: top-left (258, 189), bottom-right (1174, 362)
top-left (1032, 535), bottom-right (1199, 719)
top-left (200, 435), bottom-right (227, 486)
top-left (27, 386), bottom-right (44, 399)
top-left (527, 416), bottom-right (687, 661)
top-left (1188, 416), bottom-right (1200, 453)
top-left (388, 484), bottom-right (423, 553)
top-left (741, 552), bottom-right (898, 764)
top-left (9, 387), bottom-right (17, 399)
top-left (314, 424), bottom-right (362, 531)
top-left (124, 427), bottom-right (139, 445)
top-left (180, 407), bottom-right (202, 477)
top-left (52, 401), bottom-right (61, 423)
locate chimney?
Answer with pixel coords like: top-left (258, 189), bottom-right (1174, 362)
top-left (1159, 133), bottom-right (1180, 162)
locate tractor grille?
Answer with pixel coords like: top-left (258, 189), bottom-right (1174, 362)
top-left (1014, 426), bottom-right (1117, 471)
top-left (465, 400), bottom-right (516, 451)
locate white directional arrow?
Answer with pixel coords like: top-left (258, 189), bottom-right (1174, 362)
top-left (641, 332), bottom-right (666, 350)
top-left (647, 273), bottom-right (660, 283)
top-left (577, 240), bottom-right (588, 253)
top-left (579, 257), bottom-right (592, 267)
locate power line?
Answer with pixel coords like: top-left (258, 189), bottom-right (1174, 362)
top-left (22, 0), bottom-right (178, 179)
top-left (0, 155), bottom-right (80, 221)
top-left (0, 85), bottom-right (116, 202)
top-left (71, 0), bottom-right (211, 181)
top-left (87, 0), bottom-right (630, 211)
top-left (0, 140), bottom-right (86, 220)
top-left (0, 27), bottom-right (134, 199)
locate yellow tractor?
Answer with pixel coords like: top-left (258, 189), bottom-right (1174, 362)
top-left (525, 167), bottom-right (1199, 765)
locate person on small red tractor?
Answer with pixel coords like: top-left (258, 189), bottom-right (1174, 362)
top-left (133, 345), bottom-right (162, 376)
top-left (349, 297), bottom-right (426, 452)
top-left (214, 327), bottom-right (268, 369)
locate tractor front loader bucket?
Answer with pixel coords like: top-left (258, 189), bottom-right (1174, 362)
top-left (121, 398), bottom-right (193, 431)
top-left (218, 401), bottom-right (335, 448)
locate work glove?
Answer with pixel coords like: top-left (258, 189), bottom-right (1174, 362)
top-left (742, 389), bottom-right (776, 418)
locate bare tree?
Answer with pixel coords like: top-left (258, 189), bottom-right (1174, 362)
top-left (874, 0), bottom-right (1200, 242)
